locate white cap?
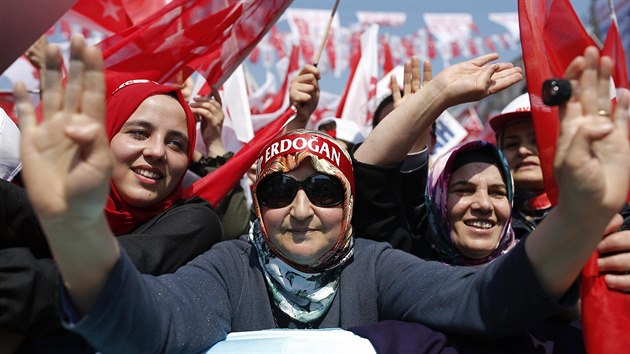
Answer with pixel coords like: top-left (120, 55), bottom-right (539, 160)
top-left (489, 93), bottom-right (531, 132)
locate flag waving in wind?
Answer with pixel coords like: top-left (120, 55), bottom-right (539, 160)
top-left (99, 0), bottom-right (293, 95)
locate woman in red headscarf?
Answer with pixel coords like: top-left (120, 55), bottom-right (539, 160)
top-left (0, 74), bottom-right (222, 352)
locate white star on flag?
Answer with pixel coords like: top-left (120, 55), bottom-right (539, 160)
top-left (154, 32), bottom-right (195, 53)
top-left (101, 0), bottom-right (123, 22)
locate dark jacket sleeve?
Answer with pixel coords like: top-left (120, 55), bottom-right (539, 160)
top-left (351, 148), bottom-right (432, 257)
top-left (372, 240), bottom-right (579, 338)
top-left (189, 153), bottom-right (252, 240)
top-left (0, 194), bottom-right (221, 337)
top-left (0, 179), bottom-right (49, 257)
top-left (117, 197), bottom-right (223, 275)
top-left (0, 248), bottom-right (59, 335)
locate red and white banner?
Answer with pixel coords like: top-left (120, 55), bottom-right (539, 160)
top-left (488, 12), bottom-right (520, 42)
top-left (356, 11), bottom-right (406, 27)
top-left (285, 8), bottom-right (340, 74)
top-left (222, 64), bottom-right (254, 147)
top-left (423, 13), bottom-right (476, 43)
top-left (250, 44), bottom-right (301, 132)
top-left (339, 24), bottom-right (379, 134)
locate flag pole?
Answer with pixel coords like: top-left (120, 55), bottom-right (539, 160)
top-left (313, 0), bottom-right (341, 67)
top-left (608, 0), bottom-right (618, 26)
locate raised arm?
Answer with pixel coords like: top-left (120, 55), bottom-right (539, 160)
top-left (387, 57), bottom-right (434, 155)
top-left (14, 36), bottom-right (118, 314)
top-left (355, 53), bottom-right (522, 166)
top-left (285, 64), bottom-right (320, 131)
top-left (524, 46), bottom-right (630, 298)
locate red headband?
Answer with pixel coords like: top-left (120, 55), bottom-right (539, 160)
top-left (258, 131), bottom-right (354, 193)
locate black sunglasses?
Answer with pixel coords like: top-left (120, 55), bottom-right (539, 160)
top-left (256, 173), bottom-right (345, 208)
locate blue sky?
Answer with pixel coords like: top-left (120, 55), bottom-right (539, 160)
top-left (261, 0), bottom-right (594, 95)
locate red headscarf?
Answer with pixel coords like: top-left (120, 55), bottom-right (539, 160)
top-left (104, 80), bottom-right (196, 235)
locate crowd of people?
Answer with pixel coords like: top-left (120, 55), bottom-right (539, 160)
top-left (1, 14), bottom-right (629, 354)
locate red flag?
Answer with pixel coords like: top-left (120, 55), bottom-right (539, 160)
top-left (260, 45), bottom-right (300, 115)
top-left (99, 0), bottom-right (292, 95)
top-left (518, 0), bottom-right (595, 204)
top-left (381, 35), bottom-right (394, 74)
top-left (121, 0), bottom-right (169, 25)
top-left (581, 252), bottom-right (630, 354)
top-left (519, 1), bottom-right (630, 353)
top-left (183, 107), bottom-right (296, 206)
top-left (602, 20), bottom-right (629, 89)
top-left (70, 0), bottom-right (134, 34)
top-left (335, 32), bottom-right (362, 118)
top-left (270, 26), bottom-right (288, 59)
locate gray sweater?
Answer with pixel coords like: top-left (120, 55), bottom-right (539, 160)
top-left (62, 238), bottom-right (574, 354)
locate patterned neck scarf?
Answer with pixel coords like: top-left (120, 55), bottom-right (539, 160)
top-left (426, 141), bottom-right (516, 266)
top-left (250, 220), bottom-right (349, 324)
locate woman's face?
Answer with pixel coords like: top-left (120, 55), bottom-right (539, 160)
top-left (110, 94), bottom-right (190, 207)
top-left (500, 119), bottom-right (545, 192)
top-left (447, 162), bottom-right (511, 259)
top-left (261, 162), bottom-right (343, 266)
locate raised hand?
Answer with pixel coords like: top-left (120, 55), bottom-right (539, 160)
top-left (190, 91), bottom-right (227, 158)
top-left (391, 56), bottom-right (432, 109)
top-left (287, 64), bottom-right (320, 130)
top-left (554, 46), bottom-right (630, 218)
top-left (14, 35), bottom-right (118, 313)
top-left (15, 35), bottom-right (112, 222)
top-left (429, 53), bottom-right (522, 107)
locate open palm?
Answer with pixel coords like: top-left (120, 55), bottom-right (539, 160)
top-left (15, 36), bottom-right (112, 223)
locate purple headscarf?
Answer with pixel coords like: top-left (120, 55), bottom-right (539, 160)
top-left (425, 140), bottom-right (516, 266)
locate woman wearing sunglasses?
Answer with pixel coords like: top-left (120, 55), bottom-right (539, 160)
top-left (14, 38), bottom-right (630, 353)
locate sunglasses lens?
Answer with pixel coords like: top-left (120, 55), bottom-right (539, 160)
top-left (257, 174), bottom-right (297, 208)
top-left (305, 174), bottom-right (344, 207)
top-left (257, 173), bottom-right (345, 208)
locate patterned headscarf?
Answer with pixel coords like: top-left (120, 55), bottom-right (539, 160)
top-left (250, 129), bottom-right (354, 324)
top-left (426, 140), bottom-right (515, 266)
top-left (104, 80), bottom-right (196, 235)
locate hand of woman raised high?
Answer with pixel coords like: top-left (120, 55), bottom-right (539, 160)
top-left (14, 35), bottom-right (118, 314)
top-left (429, 53), bottom-right (523, 108)
top-left (555, 46), bottom-right (630, 219)
top-left (15, 35), bottom-right (112, 223)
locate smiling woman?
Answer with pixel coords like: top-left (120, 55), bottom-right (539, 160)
top-left (426, 140), bottom-right (515, 265)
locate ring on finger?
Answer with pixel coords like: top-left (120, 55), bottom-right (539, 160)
top-left (597, 109), bottom-right (610, 117)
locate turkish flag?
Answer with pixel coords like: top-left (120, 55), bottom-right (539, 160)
top-left (602, 20), bottom-right (629, 89)
top-left (99, 0), bottom-right (292, 95)
top-left (70, 0), bottom-right (133, 34)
